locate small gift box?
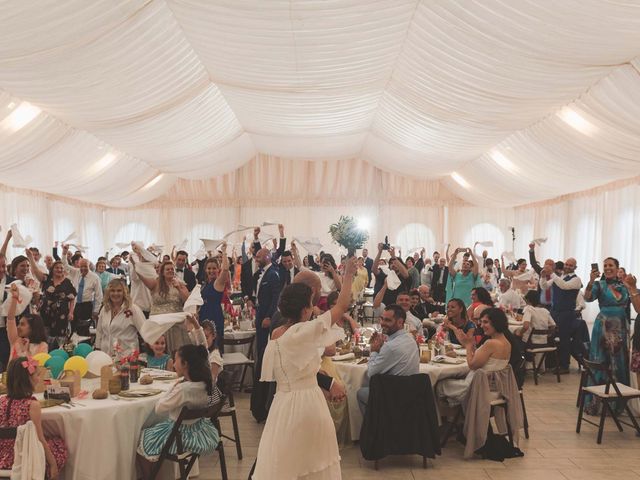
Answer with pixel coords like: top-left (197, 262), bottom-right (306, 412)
top-left (59, 370), bottom-right (81, 397)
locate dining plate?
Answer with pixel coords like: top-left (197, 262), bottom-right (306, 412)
top-left (40, 399), bottom-right (65, 408)
top-left (118, 389), bottom-right (164, 398)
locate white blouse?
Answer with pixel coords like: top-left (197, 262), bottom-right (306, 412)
top-left (188, 327), bottom-right (223, 371)
top-left (95, 303), bottom-right (146, 356)
top-left (155, 381), bottom-right (210, 420)
top-left (522, 305), bottom-right (556, 343)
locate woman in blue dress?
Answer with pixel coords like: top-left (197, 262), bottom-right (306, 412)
top-left (199, 243), bottom-right (229, 353)
top-left (583, 257), bottom-right (630, 415)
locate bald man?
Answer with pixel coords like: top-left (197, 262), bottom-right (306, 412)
top-left (540, 257), bottom-right (582, 373)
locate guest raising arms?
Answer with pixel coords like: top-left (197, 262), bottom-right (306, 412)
top-left (199, 242), bottom-right (229, 353)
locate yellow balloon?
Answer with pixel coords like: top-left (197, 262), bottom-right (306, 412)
top-left (64, 356), bottom-right (89, 378)
top-left (33, 353), bottom-right (51, 367)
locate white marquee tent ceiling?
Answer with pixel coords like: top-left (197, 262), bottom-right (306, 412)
top-left (1, 0), bottom-right (640, 207)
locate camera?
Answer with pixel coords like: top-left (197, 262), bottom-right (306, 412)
top-left (381, 235), bottom-right (391, 251)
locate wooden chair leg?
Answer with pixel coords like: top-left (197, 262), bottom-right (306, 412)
top-left (423, 456), bottom-right (427, 468)
top-left (231, 410), bottom-right (243, 459)
top-left (576, 371), bottom-right (586, 407)
top-left (554, 351), bottom-right (561, 383)
top-left (440, 407), bottom-right (462, 447)
top-left (218, 440), bottom-right (228, 480)
top-left (597, 402), bottom-right (607, 444)
top-left (604, 401), bottom-right (624, 432)
top-left (239, 365), bottom-right (248, 392)
top-left (520, 391), bottom-right (529, 439)
top-left (576, 387), bottom-right (586, 433)
top-left (374, 459), bottom-right (379, 470)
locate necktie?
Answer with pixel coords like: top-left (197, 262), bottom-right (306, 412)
top-left (78, 275), bottom-right (85, 302)
top-left (545, 286), bottom-right (551, 303)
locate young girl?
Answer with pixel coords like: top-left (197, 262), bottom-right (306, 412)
top-left (137, 344), bottom-right (220, 478)
top-left (144, 335), bottom-right (173, 371)
top-left (200, 320), bottom-right (224, 381)
top-left (7, 284), bottom-right (48, 359)
top-left (0, 357), bottom-right (67, 479)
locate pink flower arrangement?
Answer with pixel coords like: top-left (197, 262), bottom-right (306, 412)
top-left (434, 326), bottom-right (447, 345)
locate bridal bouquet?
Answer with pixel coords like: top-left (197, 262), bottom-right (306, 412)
top-left (329, 216), bottom-right (369, 257)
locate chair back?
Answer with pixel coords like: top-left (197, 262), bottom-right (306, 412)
top-left (581, 359), bottom-right (622, 395)
top-left (526, 328), bottom-right (555, 348)
top-left (223, 335), bottom-right (255, 347)
top-left (177, 398), bottom-right (227, 423)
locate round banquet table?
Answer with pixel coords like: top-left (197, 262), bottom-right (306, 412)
top-left (39, 376), bottom-right (175, 480)
top-left (332, 358), bottom-right (469, 441)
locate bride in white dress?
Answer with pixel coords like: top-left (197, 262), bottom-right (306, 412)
top-left (253, 258), bottom-right (356, 479)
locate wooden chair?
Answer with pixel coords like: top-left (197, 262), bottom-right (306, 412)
top-left (216, 370), bottom-right (243, 460)
top-left (524, 328), bottom-right (561, 385)
top-left (576, 359), bottom-right (640, 444)
top-left (149, 399), bottom-right (228, 480)
top-left (223, 336), bottom-right (255, 392)
top-left (0, 427), bottom-right (17, 478)
top-left (515, 357), bottom-right (529, 439)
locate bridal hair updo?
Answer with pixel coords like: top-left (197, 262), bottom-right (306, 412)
top-left (278, 283), bottom-right (313, 324)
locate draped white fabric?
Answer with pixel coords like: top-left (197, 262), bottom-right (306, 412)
top-left (2, 1), bottom-right (640, 206)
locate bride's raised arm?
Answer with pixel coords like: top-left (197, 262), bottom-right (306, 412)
top-left (328, 257), bottom-right (356, 325)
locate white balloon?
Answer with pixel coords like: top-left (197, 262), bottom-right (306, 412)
top-left (85, 350), bottom-right (113, 377)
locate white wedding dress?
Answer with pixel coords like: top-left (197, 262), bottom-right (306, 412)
top-left (253, 310), bottom-right (345, 479)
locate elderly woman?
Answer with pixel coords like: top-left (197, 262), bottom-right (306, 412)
top-left (95, 259), bottom-right (116, 292)
top-left (95, 278), bottom-right (145, 355)
top-left (137, 261), bottom-right (190, 353)
top-left (26, 251), bottom-right (76, 349)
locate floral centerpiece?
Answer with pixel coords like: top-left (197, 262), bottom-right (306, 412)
top-left (329, 216), bottom-right (369, 257)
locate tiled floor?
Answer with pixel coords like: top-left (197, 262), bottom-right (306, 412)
top-left (198, 370), bottom-right (640, 479)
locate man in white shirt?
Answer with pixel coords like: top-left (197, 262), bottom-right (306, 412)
top-left (63, 257), bottom-right (103, 334)
top-left (395, 291), bottom-right (423, 337)
top-left (497, 278), bottom-right (525, 309)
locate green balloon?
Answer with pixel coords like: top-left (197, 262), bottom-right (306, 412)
top-left (49, 349), bottom-right (69, 361)
top-left (73, 343), bottom-right (93, 358)
top-left (45, 356), bottom-right (66, 379)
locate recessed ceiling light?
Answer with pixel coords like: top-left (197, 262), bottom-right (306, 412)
top-left (1, 102), bottom-right (41, 132)
top-left (557, 107), bottom-right (597, 135)
top-left (451, 172), bottom-right (470, 189)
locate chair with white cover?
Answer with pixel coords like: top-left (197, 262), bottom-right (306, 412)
top-left (3, 421), bottom-right (46, 479)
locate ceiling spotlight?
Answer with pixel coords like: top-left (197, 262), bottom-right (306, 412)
top-left (0, 102), bottom-right (41, 132)
top-left (557, 107), bottom-right (597, 136)
top-left (451, 172), bottom-right (470, 189)
top-left (491, 150), bottom-right (518, 173)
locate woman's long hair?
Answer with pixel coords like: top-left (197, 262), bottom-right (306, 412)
top-left (102, 278), bottom-right (132, 312)
top-left (157, 261), bottom-right (174, 298)
top-left (473, 287), bottom-right (493, 306)
top-left (178, 344), bottom-right (213, 396)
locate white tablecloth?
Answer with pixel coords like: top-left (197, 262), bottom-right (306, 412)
top-left (40, 376), bottom-right (175, 480)
top-left (333, 359), bottom-right (469, 441)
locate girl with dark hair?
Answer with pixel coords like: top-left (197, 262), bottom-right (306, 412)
top-left (0, 357), bottom-right (67, 478)
top-left (137, 342), bottom-right (220, 478)
top-left (467, 287), bottom-right (493, 321)
top-left (200, 320), bottom-right (224, 380)
top-left (316, 253), bottom-right (342, 311)
top-left (253, 258), bottom-right (356, 479)
top-left (443, 298), bottom-right (476, 345)
top-left (437, 307), bottom-right (512, 403)
top-left (7, 284), bottom-right (48, 359)
top-left (583, 257), bottom-right (630, 415)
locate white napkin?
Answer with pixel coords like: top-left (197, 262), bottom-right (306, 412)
top-left (176, 238), bottom-right (188, 251)
top-left (502, 251), bottom-right (516, 263)
top-left (140, 288), bottom-right (202, 344)
top-left (10, 224), bottom-right (32, 248)
top-left (532, 237), bottom-right (548, 246)
top-left (61, 231), bottom-right (77, 243)
top-left (477, 241), bottom-right (493, 247)
top-left (1, 282), bottom-right (33, 316)
top-left (183, 286), bottom-right (203, 314)
top-left (132, 241), bottom-right (158, 263)
top-left (513, 270), bottom-right (534, 281)
top-left (293, 237), bottom-right (324, 256)
top-left (380, 265), bottom-right (401, 290)
top-left (261, 221), bottom-right (279, 227)
top-left (200, 239), bottom-right (224, 251)
top-left (332, 352), bottom-right (355, 362)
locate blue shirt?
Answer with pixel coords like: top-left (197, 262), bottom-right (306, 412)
top-left (367, 329), bottom-right (420, 378)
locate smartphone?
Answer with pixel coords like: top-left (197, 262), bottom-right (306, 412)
top-left (590, 262), bottom-right (599, 271)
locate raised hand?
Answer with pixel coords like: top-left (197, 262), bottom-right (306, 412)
top-left (623, 274), bottom-right (637, 291)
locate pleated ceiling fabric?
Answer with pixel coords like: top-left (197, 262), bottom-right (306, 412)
top-left (1, 1), bottom-right (640, 206)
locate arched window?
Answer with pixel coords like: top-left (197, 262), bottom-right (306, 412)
top-left (463, 223), bottom-right (505, 259)
top-left (395, 223), bottom-right (436, 259)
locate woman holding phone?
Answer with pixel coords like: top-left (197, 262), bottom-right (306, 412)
top-left (583, 257), bottom-right (630, 415)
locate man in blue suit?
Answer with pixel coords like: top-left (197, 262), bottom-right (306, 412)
top-left (0, 254), bottom-right (16, 368)
top-left (253, 248), bottom-right (282, 361)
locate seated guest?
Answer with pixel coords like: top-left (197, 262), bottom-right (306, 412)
top-left (395, 290), bottom-right (423, 337)
top-left (95, 279), bottom-right (145, 356)
top-left (199, 320), bottom-right (224, 381)
top-left (137, 345), bottom-right (220, 478)
top-left (0, 357), bottom-right (68, 479)
top-left (442, 298), bottom-right (476, 345)
top-left (437, 308), bottom-right (512, 404)
top-left (144, 335), bottom-right (173, 371)
top-left (467, 287), bottom-right (493, 321)
top-left (6, 284), bottom-right (48, 359)
top-left (326, 291), bottom-right (359, 339)
top-left (497, 278), bottom-right (525, 310)
top-left (518, 290), bottom-right (556, 345)
top-left (357, 305), bottom-right (420, 414)
top-left (412, 285), bottom-right (441, 319)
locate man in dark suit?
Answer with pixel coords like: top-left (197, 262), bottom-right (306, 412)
top-left (241, 237), bottom-right (262, 301)
top-left (362, 248), bottom-right (373, 284)
top-left (278, 250), bottom-right (299, 288)
top-left (430, 257), bottom-right (449, 303)
top-left (174, 250), bottom-right (196, 291)
top-left (106, 255), bottom-right (126, 276)
top-left (0, 254), bottom-right (16, 368)
top-left (253, 248), bottom-right (282, 361)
